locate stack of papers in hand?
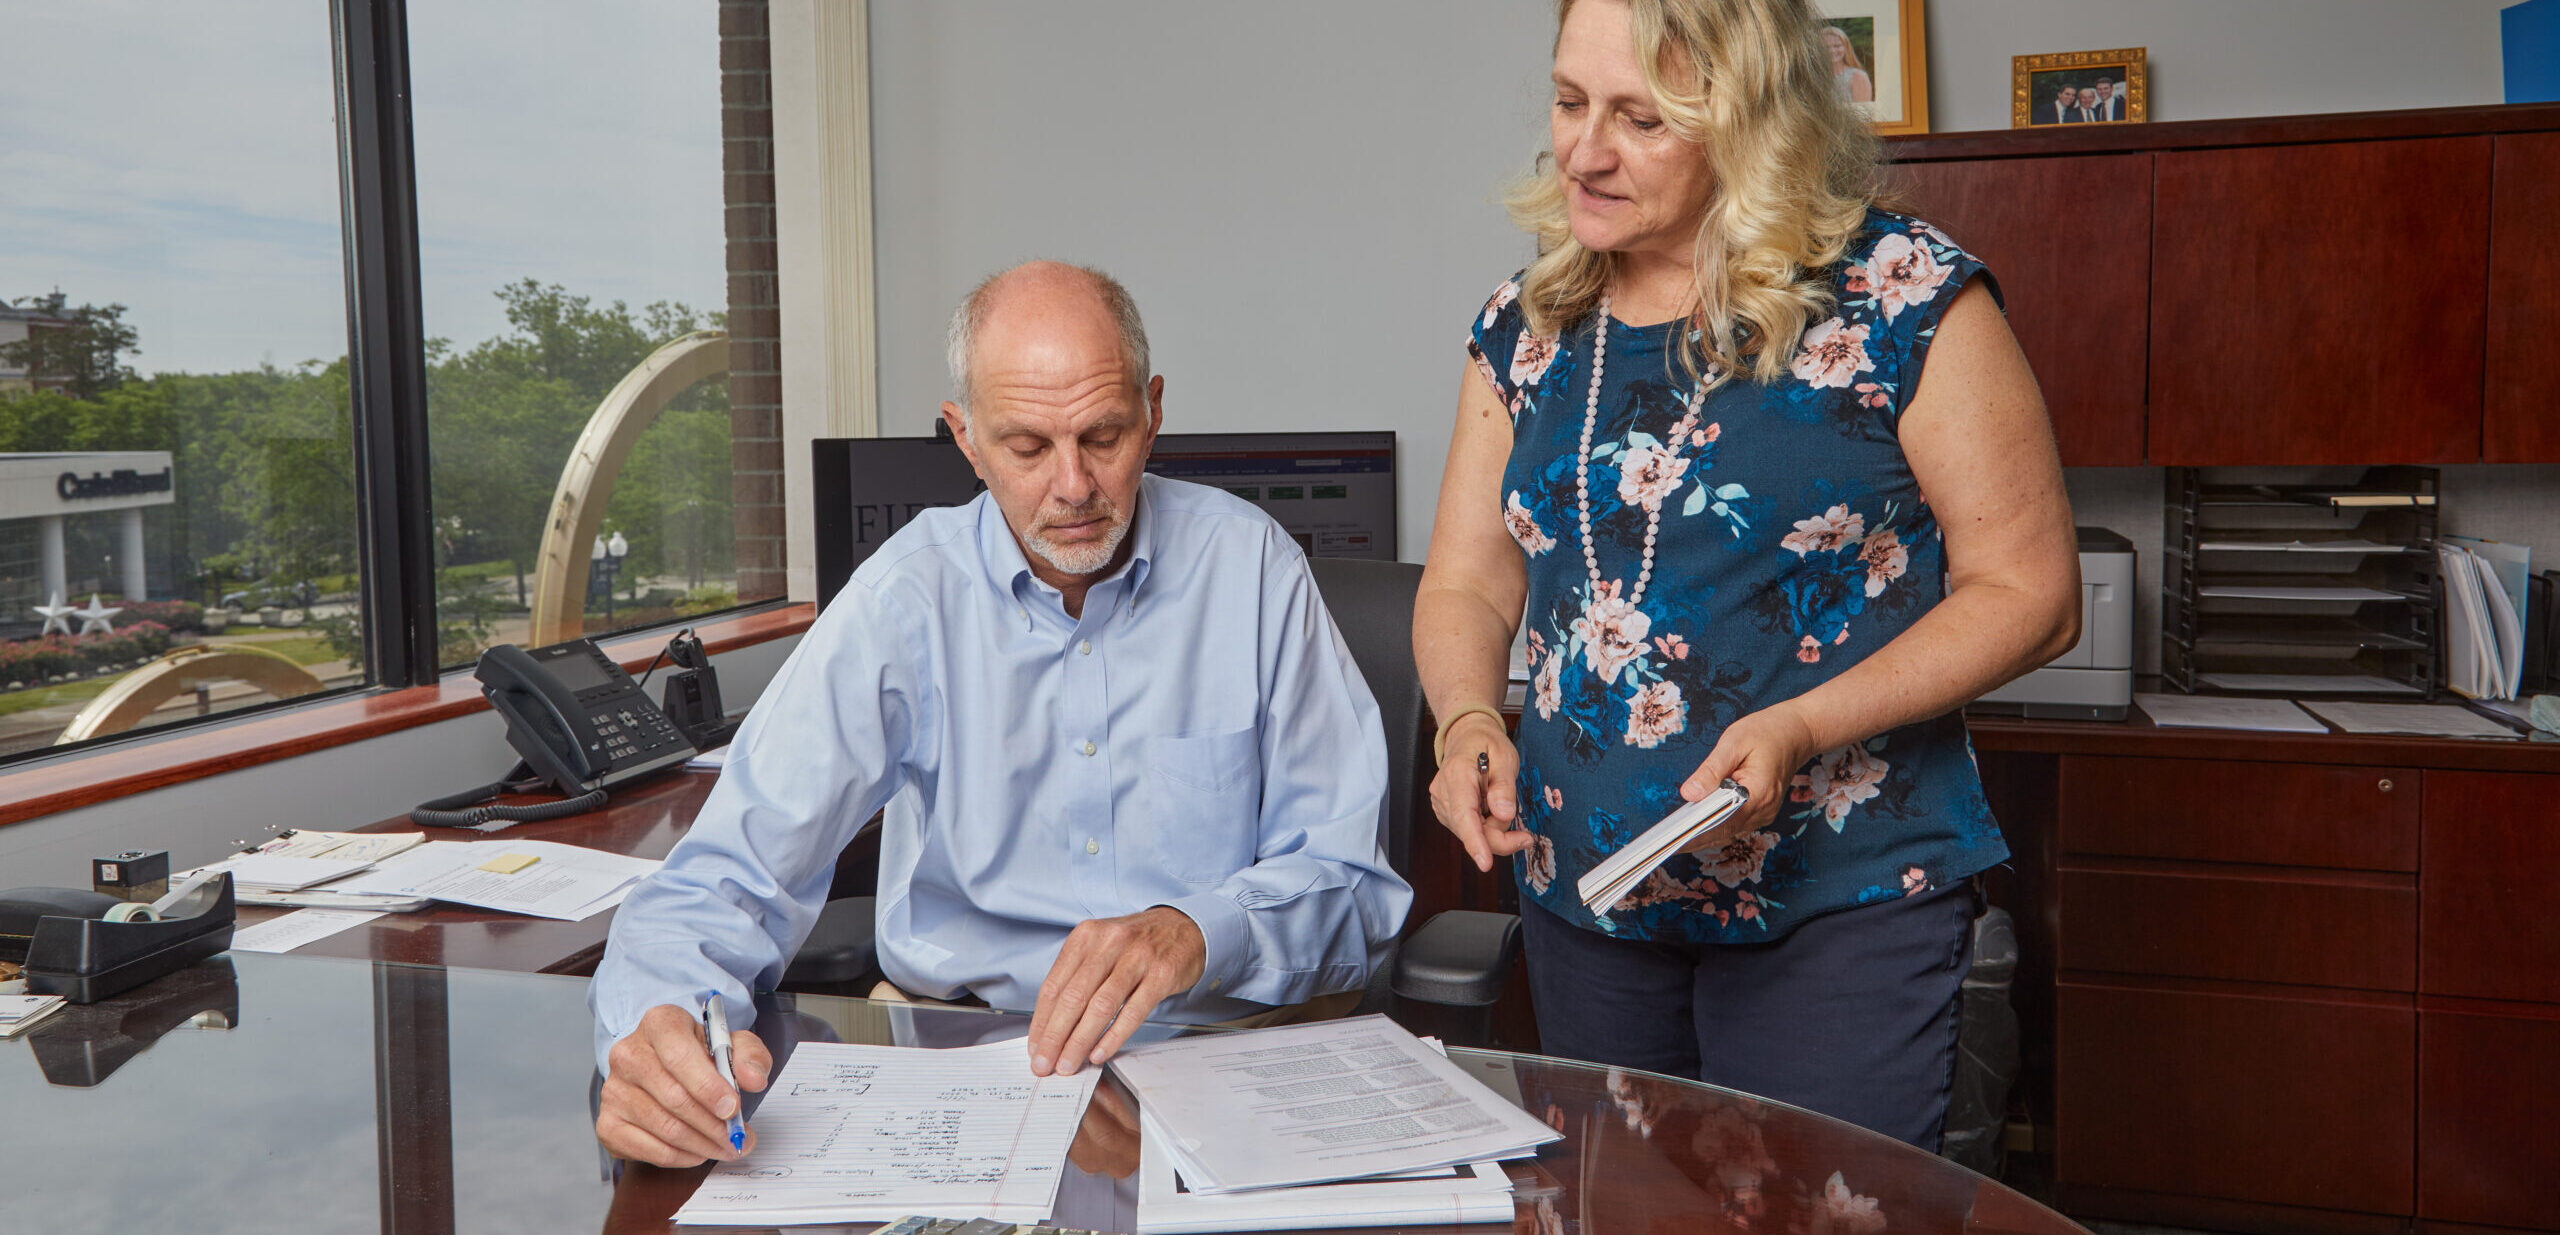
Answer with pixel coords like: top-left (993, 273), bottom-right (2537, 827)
top-left (673, 1039), bottom-right (1100, 1227)
top-left (1107, 1014), bottom-right (1557, 1206)
top-left (0, 994), bottom-right (67, 1039)
top-left (1576, 782), bottom-right (1749, 914)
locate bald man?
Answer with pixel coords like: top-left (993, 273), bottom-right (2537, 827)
top-left (588, 261), bottom-right (1410, 1167)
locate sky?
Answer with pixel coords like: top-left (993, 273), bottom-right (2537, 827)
top-left (0, 0), bottom-right (724, 378)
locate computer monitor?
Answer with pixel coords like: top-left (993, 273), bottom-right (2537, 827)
top-left (813, 430), bottom-right (1396, 608)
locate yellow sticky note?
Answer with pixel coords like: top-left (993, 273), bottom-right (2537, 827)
top-left (478, 853), bottom-right (540, 874)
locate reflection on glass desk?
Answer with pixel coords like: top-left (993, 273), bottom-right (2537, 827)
top-left (0, 953), bottom-right (2084, 1234)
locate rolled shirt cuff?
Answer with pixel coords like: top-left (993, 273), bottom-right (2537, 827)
top-left (1159, 891), bottom-right (1251, 1001)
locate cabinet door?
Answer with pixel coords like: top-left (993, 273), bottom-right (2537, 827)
top-left (1895, 155), bottom-right (2150, 465)
top-left (2486, 133), bottom-right (2560, 462)
top-left (2420, 1005), bottom-right (2560, 1227)
top-left (2149, 137), bottom-right (2490, 465)
top-left (2057, 980), bottom-right (2413, 1215)
top-left (2421, 771), bottom-right (2560, 1003)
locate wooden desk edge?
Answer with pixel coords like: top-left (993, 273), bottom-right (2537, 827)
top-left (0, 603), bottom-right (815, 828)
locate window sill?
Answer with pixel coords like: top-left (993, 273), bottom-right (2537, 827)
top-left (0, 602), bottom-right (816, 828)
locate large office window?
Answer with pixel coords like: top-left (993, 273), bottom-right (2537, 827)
top-left (0, 4), bottom-right (365, 760)
top-left (410, 1), bottom-right (754, 667)
top-left (0, 1), bottom-right (785, 766)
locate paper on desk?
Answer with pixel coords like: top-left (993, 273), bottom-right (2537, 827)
top-left (216, 854), bottom-right (376, 891)
top-left (2194, 672), bottom-right (2422, 695)
top-left (2300, 701), bottom-right (2523, 739)
top-left (228, 908), bottom-right (388, 953)
top-left (325, 840), bottom-right (656, 920)
top-left (2134, 693), bottom-right (2327, 734)
top-left (672, 1037), bottom-right (1101, 1226)
top-left (686, 744), bottom-right (728, 770)
top-left (246, 829), bottom-right (427, 863)
top-left (1107, 1013), bottom-right (1560, 1195)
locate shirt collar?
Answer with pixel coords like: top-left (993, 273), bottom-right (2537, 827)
top-left (973, 474), bottom-right (1160, 629)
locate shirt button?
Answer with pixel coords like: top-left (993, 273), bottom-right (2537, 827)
top-left (1210, 978), bottom-right (1222, 989)
top-left (1080, 740), bottom-right (1097, 756)
top-left (1085, 838), bottom-right (1099, 855)
top-left (1078, 640), bottom-right (1092, 656)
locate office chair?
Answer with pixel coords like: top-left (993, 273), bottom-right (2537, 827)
top-left (1306, 557), bottom-right (1523, 1030)
top-left (781, 821), bottom-right (883, 997)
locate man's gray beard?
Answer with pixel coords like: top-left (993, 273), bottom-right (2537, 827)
top-left (1026, 511), bottom-right (1129, 577)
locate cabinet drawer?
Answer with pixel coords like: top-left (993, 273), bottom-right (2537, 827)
top-left (2420, 1005), bottom-right (2560, 1227)
top-left (2059, 867), bottom-right (2415, 991)
top-left (2060, 756), bottom-right (2417, 870)
top-left (2058, 980), bottom-right (2413, 1215)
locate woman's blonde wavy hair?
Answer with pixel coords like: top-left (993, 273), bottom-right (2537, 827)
top-left (1507, 0), bottom-right (1880, 387)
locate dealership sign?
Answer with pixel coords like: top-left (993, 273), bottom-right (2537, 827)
top-left (58, 467), bottom-right (174, 501)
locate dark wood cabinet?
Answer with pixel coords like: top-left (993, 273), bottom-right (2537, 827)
top-left (2058, 755), bottom-right (2417, 871)
top-left (2419, 1002), bottom-right (2560, 1228)
top-left (1893, 155), bottom-right (2151, 466)
top-left (2486, 133), bottom-right (2560, 462)
top-left (2057, 980), bottom-right (2414, 1216)
top-left (2147, 137), bottom-right (2491, 465)
top-left (2421, 771), bottom-right (2560, 1003)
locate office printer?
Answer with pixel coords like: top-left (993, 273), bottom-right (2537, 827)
top-left (1975, 528), bottom-right (2135, 721)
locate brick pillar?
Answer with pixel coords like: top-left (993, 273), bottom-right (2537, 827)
top-left (722, 0), bottom-right (787, 603)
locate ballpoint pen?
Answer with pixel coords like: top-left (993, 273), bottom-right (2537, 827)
top-left (702, 991), bottom-right (747, 1152)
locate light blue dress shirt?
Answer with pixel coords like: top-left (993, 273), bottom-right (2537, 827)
top-left (589, 474), bottom-right (1409, 1068)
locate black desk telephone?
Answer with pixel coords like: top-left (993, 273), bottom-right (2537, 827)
top-left (411, 637), bottom-right (699, 829)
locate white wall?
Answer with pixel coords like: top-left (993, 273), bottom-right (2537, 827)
top-left (1925, 0), bottom-right (2509, 134)
top-left (867, 1), bottom-right (1559, 561)
top-left (867, 2), bottom-right (2515, 565)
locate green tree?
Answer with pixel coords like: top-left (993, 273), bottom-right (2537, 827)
top-left (0, 299), bottom-right (139, 399)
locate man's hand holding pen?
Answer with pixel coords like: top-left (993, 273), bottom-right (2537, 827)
top-left (598, 1002), bottom-right (772, 1167)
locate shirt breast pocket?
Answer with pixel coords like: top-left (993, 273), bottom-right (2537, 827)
top-left (1140, 728), bottom-right (1262, 884)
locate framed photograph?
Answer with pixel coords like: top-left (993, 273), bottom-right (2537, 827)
top-left (2013, 48), bottom-right (2148, 128)
top-left (1818, 0), bottom-right (1929, 136)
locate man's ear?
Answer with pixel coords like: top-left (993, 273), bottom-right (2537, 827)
top-left (1144, 375), bottom-right (1165, 440)
top-left (940, 401), bottom-right (984, 475)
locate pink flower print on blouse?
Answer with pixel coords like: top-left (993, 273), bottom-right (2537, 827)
top-left (1815, 1172), bottom-right (1888, 1235)
top-left (1511, 328), bottom-right (1560, 388)
top-left (1532, 649), bottom-right (1563, 720)
top-left (1859, 527), bottom-right (1908, 596)
top-left (1797, 634), bottom-right (1823, 663)
top-left (1902, 864), bottom-right (1932, 895)
top-left (1523, 831), bottom-right (1557, 895)
top-left (1652, 633), bottom-right (1688, 660)
top-left (1796, 742), bottom-right (1891, 831)
top-left (1482, 279), bottom-right (1519, 330)
top-left (1623, 679), bottom-right (1686, 748)
top-left (1571, 586), bottom-right (1652, 684)
top-left (1505, 490), bottom-right (1557, 556)
top-left (1615, 443), bottom-right (1690, 511)
top-left (1790, 318), bottom-right (1874, 389)
top-left (1781, 504), bottom-right (1867, 556)
top-left (1544, 784), bottom-right (1563, 810)
top-left (1696, 828), bottom-right (1779, 889)
top-left (1859, 232), bottom-right (1952, 322)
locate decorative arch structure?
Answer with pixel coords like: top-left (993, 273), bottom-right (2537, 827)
top-left (526, 331), bottom-right (730, 646)
top-left (57, 644), bottom-right (329, 745)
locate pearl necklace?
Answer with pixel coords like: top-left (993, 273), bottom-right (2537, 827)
top-left (1574, 296), bottom-right (1705, 612)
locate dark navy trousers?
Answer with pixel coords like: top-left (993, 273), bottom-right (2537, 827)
top-left (1520, 881), bottom-right (1976, 1150)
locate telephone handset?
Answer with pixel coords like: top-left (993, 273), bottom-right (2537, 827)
top-left (411, 638), bottom-right (695, 829)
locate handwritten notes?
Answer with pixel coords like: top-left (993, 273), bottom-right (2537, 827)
top-left (672, 1038), bottom-right (1100, 1226)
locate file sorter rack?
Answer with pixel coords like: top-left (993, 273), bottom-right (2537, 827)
top-left (2163, 465), bottom-right (2441, 697)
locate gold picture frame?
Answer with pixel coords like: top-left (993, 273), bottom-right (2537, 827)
top-left (1819, 0), bottom-right (1930, 136)
top-left (2013, 48), bottom-right (2147, 128)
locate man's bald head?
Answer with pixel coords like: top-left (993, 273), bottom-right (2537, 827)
top-left (945, 261), bottom-right (1151, 430)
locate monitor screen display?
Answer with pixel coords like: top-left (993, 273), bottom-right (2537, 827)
top-left (814, 430), bottom-right (1396, 608)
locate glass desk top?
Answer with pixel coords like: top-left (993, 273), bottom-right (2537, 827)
top-left (0, 953), bottom-right (2082, 1234)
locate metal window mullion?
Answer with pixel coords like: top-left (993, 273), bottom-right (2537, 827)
top-left (332, 0), bottom-right (439, 687)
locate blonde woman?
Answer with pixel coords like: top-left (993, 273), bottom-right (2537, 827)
top-left (1821, 25), bottom-right (1872, 103)
top-left (1415, 0), bottom-right (2078, 1147)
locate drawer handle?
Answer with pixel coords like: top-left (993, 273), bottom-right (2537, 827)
top-left (2378, 777), bottom-right (2394, 793)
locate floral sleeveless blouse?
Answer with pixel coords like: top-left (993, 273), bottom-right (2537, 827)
top-left (1469, 208), bottom-right (2008, 943)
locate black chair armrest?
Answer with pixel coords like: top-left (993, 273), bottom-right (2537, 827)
top-left (781, 896), bottom-right (878, 990)
top-left (1390, 909), bottom-right (1521, 1007)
